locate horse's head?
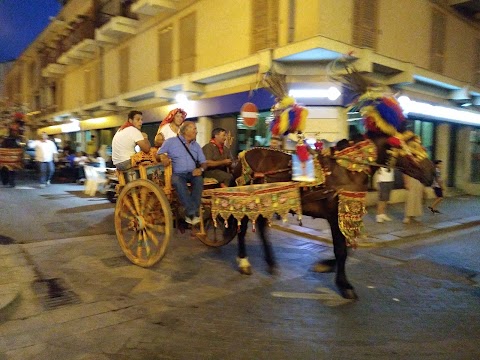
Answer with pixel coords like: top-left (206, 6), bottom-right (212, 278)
top-left (370, 132), bottom-right (435, 186)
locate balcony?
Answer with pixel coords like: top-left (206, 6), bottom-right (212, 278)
top-left (131, 0), bottom-right (178, 16)
top-left (41, 64), bottom-right (66, 78)
top-left (95, 16), bottom-right (138, 43)
top-left (58, 39), bottom-right (97, 65)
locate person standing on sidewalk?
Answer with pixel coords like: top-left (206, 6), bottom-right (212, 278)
top-left (376, 167), bottom-right (395, 223)
top-left (403, 174), bottom-right (424, 224)
top-left (35, 132), bottom-right (58, 188)
top-left (428, 160), bottom-right (444, 214)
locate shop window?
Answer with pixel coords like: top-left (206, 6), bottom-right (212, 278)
top-left (470, 130), bottom-right (480, 183)
top-left (352, 0), bottom-right (378, 50)
top-left (236, 111), bottom-right (272, 153)
top-left (408, 119), bottom-right (434, 160)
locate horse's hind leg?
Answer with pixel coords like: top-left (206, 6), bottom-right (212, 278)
top-left (257, 216), bottom-right (276, 274)
top-left (237, 216), bottom-right (252, 275)
top-left (329, 218), bottom-right (358, 300)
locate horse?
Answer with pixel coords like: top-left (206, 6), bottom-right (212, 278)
top-left (228, 132), bottom-right (435, 300)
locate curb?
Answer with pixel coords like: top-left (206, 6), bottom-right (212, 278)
top-left (271, 220), bottom-right (480, 248)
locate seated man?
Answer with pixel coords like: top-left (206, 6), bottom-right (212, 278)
top-left (112, 110), bottom-right (151, 170)
top-left (157, 121), bottom-right (207, 225)
top-left (202, 127), bottom-right (234, 187)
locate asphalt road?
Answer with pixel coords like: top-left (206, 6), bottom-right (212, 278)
top-left (1, 180), bottom-right (479, 359)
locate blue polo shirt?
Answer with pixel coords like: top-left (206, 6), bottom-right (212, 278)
top-left (158, 135), bottom-right (206, 173)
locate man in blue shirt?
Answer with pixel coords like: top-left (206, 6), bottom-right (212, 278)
top-left (157, 121), bottom-right (207, 225)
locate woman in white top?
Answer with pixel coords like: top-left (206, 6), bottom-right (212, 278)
top-left (376, 167), bottom-right (395, 223)
top-left (156, 108), bottom-right (187, 140)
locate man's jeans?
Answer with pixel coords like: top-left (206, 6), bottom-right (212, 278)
top-left (39, 161), bottom-right (55, 184)
top-left (172, 172), bottom-right (204, 218)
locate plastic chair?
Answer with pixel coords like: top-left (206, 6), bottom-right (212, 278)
top-left (84, 165), bottom-right (108, 196)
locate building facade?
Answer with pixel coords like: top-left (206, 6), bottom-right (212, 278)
top-left (2, 0), bottom-right (480, 193)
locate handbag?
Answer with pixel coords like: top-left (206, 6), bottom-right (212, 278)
top-left (177, 135), bottom-right (201, 169)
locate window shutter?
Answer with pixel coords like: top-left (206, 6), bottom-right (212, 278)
top-left (251, 0), bottom-right (279, 53)
top-left (430, 9), bottom-right (446, 73)
top-left (474, 39), bottom-right (480, 88)
top-left (119, 47), bottom-right (130, 93)
top-left (179, 13), bottom-right (196, 75)
top-left (158, 26), bottom-right (173, 81)
top-left (352, 0), bottom-right (378, 49)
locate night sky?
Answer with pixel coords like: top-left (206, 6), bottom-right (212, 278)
top-left (0, 0), bottom-right (62, 62)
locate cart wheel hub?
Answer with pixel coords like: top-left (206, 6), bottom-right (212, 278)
top-left (128, 216), bottom-right (146, 231)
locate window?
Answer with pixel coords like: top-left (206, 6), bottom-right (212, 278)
top-left (158, 26), bottom-right (173, 81)
top-left (119, 47), bottom-right (130, 93)
top-left (430, 8), bottom-right (446, 73)
top-left (251, 0), bottom-right (279, 53)
top-left (408, 119), bottom-right (435, 160)
top-left (470, 130), bottom-right (480, 183)
top-left (352, 0), bottom-right (378, 50)
top-left (179, 13), bottom-right (196, 75)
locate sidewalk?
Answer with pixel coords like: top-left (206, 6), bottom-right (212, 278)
top-left (271, 194), bottom-right (480, 247)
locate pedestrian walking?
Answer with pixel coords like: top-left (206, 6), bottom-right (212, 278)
top-left (35, 132), bottom-right (58, 187)
top-left (403, 174), bottom-right (424, 223)
top-left (428, 160), bottom-right (444, 214)
top-left (376, 167), bottom-right (395, 223)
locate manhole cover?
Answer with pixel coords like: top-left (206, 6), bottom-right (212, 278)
top-left (0, 235), bottom-right (15, 245)
top-left (33, 278), bottom-right (81, 310)
top-left (101, 255), bottom-right (131, 268)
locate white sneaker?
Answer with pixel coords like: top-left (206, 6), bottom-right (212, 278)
top-left (190, 216), bottom-right (201, 226)
top-left (376, 215), bottom-right (384, 223)
top-left (381, 214), bottom-right (392, 221)
top-left (46, 180), bottom-right (51, 186)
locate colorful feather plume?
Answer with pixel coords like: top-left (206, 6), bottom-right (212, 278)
top-left (263, 71), bottom-right (308, 136)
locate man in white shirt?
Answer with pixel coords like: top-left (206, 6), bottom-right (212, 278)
top-left (35, 132), bottom-right (58, 187)
top-left (112, 110), bottom-right (151, 170)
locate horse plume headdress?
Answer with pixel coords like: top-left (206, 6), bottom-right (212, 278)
top-left (328, 55), bottom-right (428, 164)
top-left (262, 71), bottom-right (308, 136)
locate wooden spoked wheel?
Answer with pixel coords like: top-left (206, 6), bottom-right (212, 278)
top-left (195, 206), bottom-right (236, 247)
top-left (114, 179), bottom-right (173, 267)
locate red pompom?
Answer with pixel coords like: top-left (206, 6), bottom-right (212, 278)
top-left (387, 136), bottom-right (401, 147)
top-left (296, 144), bottom-right (310, 162)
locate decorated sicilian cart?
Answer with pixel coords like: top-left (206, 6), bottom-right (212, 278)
top-left (0, 148), bottom-right (24, 174)
top-left (112, 145), bottom-right (306, 268)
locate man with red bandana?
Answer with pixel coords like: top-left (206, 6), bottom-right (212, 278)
top-left (202, 127), bottom-right (234, 187)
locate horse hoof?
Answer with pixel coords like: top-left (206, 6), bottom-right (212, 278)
top-left (267, 265), bottom-right (278, 275)
top-left (312, 262), bottom-right (335, 273)
top-left (339, 288), bottom-right (358, 300)
top-left (237, 257), bottom-right (252, 275)
top-left (239, 266), bottom-right (252, 275)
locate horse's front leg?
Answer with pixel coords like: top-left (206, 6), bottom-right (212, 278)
top-left (329, 217), bottom-right (358, 300)
top-left (257, 215), bottom-right (276, 274)
top-left (237, 216), bottom-right (252, 275)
